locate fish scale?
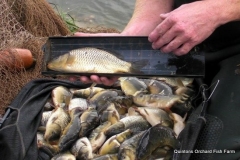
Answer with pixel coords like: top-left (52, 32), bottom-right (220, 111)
top-left (68, 48), bottom-right (130, 73)
top-left (48, 47), bottom-right (148, 73)
top-left (120, 116), bottom-right (150, 132)
top-left (47, 107), bottom-right (70, 130)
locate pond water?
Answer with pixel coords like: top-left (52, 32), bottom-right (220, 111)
top-left (47, 0), bottom-right (136, 31)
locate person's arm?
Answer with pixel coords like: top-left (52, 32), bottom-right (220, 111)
top-left (148, 0), bottom-right (240, 56)
top-left (209, 0), bottom-right (240, 23)
top-left (74, 0), bottom-right (174, 86)
top-left (121, 0), bottom-right (174, 36)
top-left (75, 0), bottom-right (174, 37)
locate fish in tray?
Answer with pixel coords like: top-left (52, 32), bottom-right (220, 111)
top-left (47, 47), bottom-right (149, 74)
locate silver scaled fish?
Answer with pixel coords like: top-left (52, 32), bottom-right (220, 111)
top-left (47, 47), bottom-right (148, 73)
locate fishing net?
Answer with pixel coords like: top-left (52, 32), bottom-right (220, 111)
top-left (0, 0), bottom-right (71, 115)
top-left (0, 0), bottom-right (121, 116)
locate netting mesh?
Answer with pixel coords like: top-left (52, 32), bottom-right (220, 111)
top-left (0, 0), bottom-right (121, 116)
top-left (0, 0), bottom-right (71, 115)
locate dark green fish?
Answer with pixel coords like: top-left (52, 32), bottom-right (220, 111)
top-left (137, 124), bottom-right (180, 160)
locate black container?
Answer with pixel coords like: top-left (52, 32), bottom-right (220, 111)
top-left (0, 79), bottom-right (223, 160)
top-left (42, 36), bottom-right (205, 77)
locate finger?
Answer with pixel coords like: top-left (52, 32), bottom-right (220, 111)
top-left (172, 43), bottom-right (194, 56)
top-left (90, 75), bottom-right (102, 84)
top-left (79, 76), bottom-right (92, 84)
top-left (100, 76), bottom-right (119, 86)
top-left (160, 37), bottom-right (188, 53)
top-left (151, 28), bottom-right (176, 50)
top-left (68, 76), bottom-right (78, 82)
top-left (148, 18), bottom-right (172, 42)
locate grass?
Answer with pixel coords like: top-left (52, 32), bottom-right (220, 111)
top-left (49, 3), bottom-right (80, 33)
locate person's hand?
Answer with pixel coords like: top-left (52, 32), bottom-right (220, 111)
top-left (148, 1), bottom-right (222, 56)
top-left (70, 32), bottom-right (121, 86)
top-left (69, 75), bottom-right (119, 86)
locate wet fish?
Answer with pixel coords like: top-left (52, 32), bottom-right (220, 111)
top-left (37, 132), bottom-right (45, 148)
top-left (51, 151), bottom-right (76, 160)
top-left (44, 107), bottom-right (70, 144)
top-left (101, 110), bottom-right (120, 125)
top-left (89, 90), bottom-right (119, 110)
top-left (136, 124), bottom-right (180, 160)
top-left (98, 100), bottom-right (128, 116)
top-left (89, 121), bottom-right (112, 153)
top-left (59, 108), bottom-right (83, 152)
top-left (110, 95), bottom-right (133, 109)
top-left (127, 107), bottom-right (140, 116)
top-left (41, 111), bottom-right (53, 126)
top-left (38, 142), bottom-right (60, 156)
top-left (119, 77), bottom-right (148, 96)
top-left (68, 98), bottom-right (88, 111)
top-left (104, 115), bottom-right (150, 137)
top-left (180, 77), bottom-right (194, 87)
top-left (142, 79), bottom-right (173, 95)
top-left (99, 129), bottom-right (132, 155)
top-left (93, 154), bottom-right (118, 160)
top-left (70, 137), bottom-right (93, 160)
top-left (43, 99), bottom-right (54, 111)
top-left (149, 146), bottom-right (173, 160)
top-left (52, 86), bottom-right (72, 109)
top-left (70, 87), bottom-right (105, 98)
top-left (133, 93), bottom-right (188, 111)
top-left (118, 132), bottom-right (145, 160)
top-left (99, 102), bottom-right (120, 124)
top-left (47, 47), bottom-right (148, 73)
top-left (79, 107), bottom-right (100, 137)
top-left (174, 86), bottom-right (195, 99)
top-left (134, 107), bottom-right (173, 128)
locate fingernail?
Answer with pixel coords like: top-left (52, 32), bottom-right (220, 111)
top-left (148, 36), bottom-right (152, 42)
top-left (152, 44), bottom-right (157, 50)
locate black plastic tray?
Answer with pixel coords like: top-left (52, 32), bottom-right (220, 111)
top-left (42, 36), bottom-right (205, 77)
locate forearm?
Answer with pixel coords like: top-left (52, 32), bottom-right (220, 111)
top-left (121, 0), bottom-right (174, 36)
top-left (204, 0), bottom-right (240, 26)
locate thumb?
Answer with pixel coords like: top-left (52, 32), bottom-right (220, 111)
top-left (160, 13), bottom-right (169, 19)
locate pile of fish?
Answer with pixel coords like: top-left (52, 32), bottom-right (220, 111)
top-left (37, 77), bottom-right (195, 160)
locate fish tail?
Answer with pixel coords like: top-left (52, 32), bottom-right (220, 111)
top-left (129, 59), bottom-right (149, 73)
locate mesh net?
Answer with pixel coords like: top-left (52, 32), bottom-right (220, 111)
top-left (0, 0), bottom-right (121, 116)
top-left (0, 0), bottom-right (71, 115)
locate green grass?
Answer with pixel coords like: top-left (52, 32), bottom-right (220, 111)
top-left (50, 3), bottom-right (80, 33)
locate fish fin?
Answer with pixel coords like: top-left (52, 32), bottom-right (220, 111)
top-left (128, 107), bottom-right (139, 116)
top-left (65, 54), bottom-right (76, 65)
top-left (90, 83), bottom-right (97, 88)
top-left (69, 88), bottom-right (77, 94)
top-left (38, 126), bottom-right (46, 132)
top-left (183, 113), bottom-right (188, 122)
top-left (129, 59), bottom-right (149, 73)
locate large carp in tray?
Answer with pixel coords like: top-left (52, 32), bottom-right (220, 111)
top-left (47, 47), bottom-right (149, 74)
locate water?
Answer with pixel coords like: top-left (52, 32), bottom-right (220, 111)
top-left (47, 0), bottom-right (136, 31)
